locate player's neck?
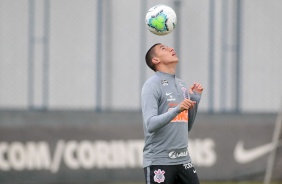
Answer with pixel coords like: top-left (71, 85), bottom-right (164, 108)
top-left (157, 64), bottom-right (176, 75)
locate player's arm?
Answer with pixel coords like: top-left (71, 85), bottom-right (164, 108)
top-left (141, 83), bottom-right (183, 133)
top-left (142, 83), bottom-right (196, 133)
top-left (188, 83), bottom-right (203, 132)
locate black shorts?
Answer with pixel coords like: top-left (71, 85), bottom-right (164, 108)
top-left (144, 162), bottom-right (200, 184)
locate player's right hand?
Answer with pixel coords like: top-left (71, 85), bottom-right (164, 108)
top-left (179, 99), bottom-right (196, 111)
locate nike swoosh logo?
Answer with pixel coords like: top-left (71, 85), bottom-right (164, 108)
top-left (166, 92), bottom-right (172, 96)
top-left (234, 140), bottom-right (281, 164)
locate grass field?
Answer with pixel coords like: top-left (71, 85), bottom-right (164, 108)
top-left (98, 182), bottom-right (282, 184)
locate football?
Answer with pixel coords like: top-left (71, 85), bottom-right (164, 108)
top-left (145, 4), bottom-right (177, 36)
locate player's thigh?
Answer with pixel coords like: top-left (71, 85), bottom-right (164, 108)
top-left (144, 165), bottom-right (177, 184)
top-left (175, 163), bottom-right (200, 184)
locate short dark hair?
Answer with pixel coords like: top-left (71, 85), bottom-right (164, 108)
top-left (145, 43), bottom-right (161, 71)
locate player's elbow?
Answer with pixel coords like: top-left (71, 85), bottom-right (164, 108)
top-left (147, 123), bottom-right (156, 133)
top-left (148, 128), bottom-right (154, 134)
top-left (146, 118), bottom-right (157, 133)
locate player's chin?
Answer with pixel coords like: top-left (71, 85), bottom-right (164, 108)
top-left (174, 56), bottom-right (179, 62)
top-left (168, 57), bottom-right (178, 64)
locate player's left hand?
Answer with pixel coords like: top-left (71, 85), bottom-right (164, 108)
top-left (189, 82), bottom-right (204, 94)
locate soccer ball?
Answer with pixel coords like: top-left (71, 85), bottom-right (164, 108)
top-left (145, 4), bottom-right (177, 36)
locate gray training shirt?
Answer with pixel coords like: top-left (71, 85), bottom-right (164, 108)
top-left (141, 71), bottom-right (201, 168)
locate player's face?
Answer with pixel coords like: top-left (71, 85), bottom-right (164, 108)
top-left (154, 44), bottom-right (178, 64)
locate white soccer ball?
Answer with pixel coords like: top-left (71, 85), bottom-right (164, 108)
top-left (145, 4), bottom-right (177, 36)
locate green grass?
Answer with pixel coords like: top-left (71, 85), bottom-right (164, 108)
top-left (98, 182), bottom-right (282, 184)
top-left (198, 182), bottom-right (282, 184)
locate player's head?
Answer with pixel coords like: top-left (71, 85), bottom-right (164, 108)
top-left (145, 43), bottom-right (178, 72)
top-left (145, 43), bottom-right (160, 71)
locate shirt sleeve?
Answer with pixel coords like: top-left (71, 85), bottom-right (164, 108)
top-left (141, 83), bottom-right (181, 133)
top-left (188, 92), bottom-right (201, 132)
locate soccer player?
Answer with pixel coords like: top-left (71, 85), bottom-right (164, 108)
top-left (141, 43), bottom-right (203, 184)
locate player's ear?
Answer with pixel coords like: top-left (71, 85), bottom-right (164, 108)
top-left (152, 57), bottom-right (160, 65)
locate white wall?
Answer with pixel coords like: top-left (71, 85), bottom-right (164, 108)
top-left (0, 0), bottom-right (281, 112)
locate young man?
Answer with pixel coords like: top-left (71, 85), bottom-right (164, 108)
top-left (141, 43), bottom-right (203, 184)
